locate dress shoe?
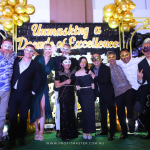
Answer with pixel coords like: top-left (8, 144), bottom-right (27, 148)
top-left (18, 139), bottom-right (26, 146)
top-left (120, 133), bottom-right (128, 139)
top-left (56, 130), bottom-right (61, 138)
top-left (6, 141), bottom-right (15, 149)
top-left (95, 132), bottom-right (108, 136)
top-left (0, 141), bottom-right (5, 149)
top-left (140, 133), bottom-right (150, 139)
top-left (108, 134), bottom-right (115, 141)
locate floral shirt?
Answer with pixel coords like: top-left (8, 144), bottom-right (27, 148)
top-left (0, 51), bottom-right (17, 91)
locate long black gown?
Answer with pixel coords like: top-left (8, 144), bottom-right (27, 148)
top-left (76, 74), bottom-right (96, 133)
top-left (55, 70), bottom-right (78, 140)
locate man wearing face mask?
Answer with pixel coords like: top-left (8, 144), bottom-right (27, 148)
top-left (89, 53), bottom-right (116, 141)
top-left (0, 39), bottom-right (17, 149)
top-left (7, 44), bottom-right (42, 149)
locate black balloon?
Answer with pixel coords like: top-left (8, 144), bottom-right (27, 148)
top-left (136, 33), bottom-right (144, 44)
top-left (132, 48), bottom-right (139, 57)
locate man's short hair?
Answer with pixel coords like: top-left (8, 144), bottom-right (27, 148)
top-left (2, 38), bottom-right (12, 44)
top-left (120, 48), bottom-right (130, 53)
top-left (106, 51), bottom-right (116, 57)
top-left (26, 44), bottom-right (35, 50)
top-left (44, 43), bottom-right (51, 47)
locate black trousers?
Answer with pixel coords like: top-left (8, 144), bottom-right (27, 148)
top-left (8, 89), bottom-right (32, 141)
top-left (99, 95), bottom-right (116, 135)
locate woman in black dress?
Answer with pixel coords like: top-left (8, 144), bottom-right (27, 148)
top-left (75, 56), bottom-right (96, 140)
top-left (55, 56), bottom-right (78, 141)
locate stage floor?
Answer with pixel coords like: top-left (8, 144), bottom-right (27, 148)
top-left (3, 131), bottom-right (150, 150)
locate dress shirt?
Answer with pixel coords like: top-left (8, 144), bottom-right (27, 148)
top-left (93, 65), bottom-right (100, 92)
top-left (116, 57), bottom-right (147, 90)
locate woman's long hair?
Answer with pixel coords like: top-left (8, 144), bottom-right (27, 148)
top-left (60, 56), bottom-right (73, 72)
top-left (77, 56), bottom-right (89, 73)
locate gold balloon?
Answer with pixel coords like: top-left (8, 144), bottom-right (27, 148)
top-left (116, 6), bottom-right (122, 13)
top-left (4, 27), bottom-right (10, 32)
top-left (103, 4), bottom-right (116, 18)
top-left (119, 2), bottom-right (128, 11)
top-left (108, 18), bottom-right (119, 29)
top-left (18, 0), bottom-right (27, 6)
top-left (0, 4), bottom-right (4, 11)
top-left (121, 23), bottom-right (130, 32)
top-left (123, 11), bottom-right (133, 21)
top-left (3, 5), bottom-right (14, 17)
top-left (2, 18), bottom-right (13, 30)
top-left (113, 11), bottom-right (120, 18)
top-left (129, 2), bottom-right (136, 9)
top-left (115, 0), bottom-right (125, 6)
top-left (19, 13), bottom-right (30, 22)
top-left (15, 4), bottom-right (25, 14)
top-left (126, 0), bottom-right (132, 3)
top-left (12, 13), bottom-right (18, 20)
top-left (128, 19), bottom-right (137, 29)
top-left (1, 0), bottom-right (8, 6)
top-left (8, 0), bottom-right (18, 6)
top-left (119, 13), bottom-right (124, 20)
top-left (0, 15), bottom-right (6, 23)
top-left (16, 19), bottom-right (23, 26)
top-left (25, 4), bottom-right (35, 15)
top-left (103, 16), bottom-right (110, 23)
top-left (10, 28), bottom-right (14, 34)
top-left (27, 124), bottom-right (35, 134)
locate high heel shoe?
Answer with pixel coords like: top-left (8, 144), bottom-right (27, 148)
top-left (88, 134), bottom-right (92, 140)
top-left (38, 131), bottom-right (44, 141)
top-left (34, 129), bottom-right (39, 140)
top-left (83, 134), bottom-right (87, 139)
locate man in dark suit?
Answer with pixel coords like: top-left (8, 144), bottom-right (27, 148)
top-left (89, 53), bottom-right (116, 141)
top-left (137, 38), bottom-right (150, 139)
top-left (7, 44), bottom-right (42, 149)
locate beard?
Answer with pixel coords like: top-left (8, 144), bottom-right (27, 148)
top-left (1, 51), bottom-right (12, 60)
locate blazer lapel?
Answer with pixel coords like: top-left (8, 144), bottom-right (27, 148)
top-left (20, 60), bottom-right (33, 74)
top-left (98, 63), bottom-right (104, 77)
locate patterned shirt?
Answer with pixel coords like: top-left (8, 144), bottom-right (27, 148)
top-left (0, 51), bottom-right (17, 91)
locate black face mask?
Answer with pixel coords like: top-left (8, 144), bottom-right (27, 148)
top-left (143, 46), bottom-right (150, 52)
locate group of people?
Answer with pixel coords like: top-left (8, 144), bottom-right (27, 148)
top-left (0, 37), bottom-right (150, 149)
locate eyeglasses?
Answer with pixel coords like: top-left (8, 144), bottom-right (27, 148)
top-left (44, 48), bottom-right (52, 52)
top-left (63, 59), bottom-right (71, 65)
top-left (91, 56), bottom-right (101, 62)
top-left (62, 47), bottom-right (70, 52)
top-left (25, 48), bottom-right (34, 54)
top-left (107, 55), bottom-right (116, 61)
top-left (142, 46), bottom-right (150, 52)
top-left (2, 44), bottom-right (13, 50)
top-left (120, 53), bottom-right (130, 58)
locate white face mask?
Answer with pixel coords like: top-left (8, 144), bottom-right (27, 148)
top-left (44, 48), bottom-right (52, 52)
top-left (63, 59), bottom-right (71, 65)
top-left (2, 44), bottom-right (13, 50)
top-left (25, 48), bottom-right (34, 54)
top-left (62, 47), bottom-right (70, 52)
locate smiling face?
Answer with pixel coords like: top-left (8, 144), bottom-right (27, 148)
top-left (44, 45), bottom-right (52, 57)
top-left (107, 54), bottom-right (116, 65)
top-left (62, 45), bottom-right (70, 56)
top-left (120, 50), bottom-right (131, 64)
top-left (142, 43), bottom-right (150, 58)
top-left (24, 46), bottom-right (34, 59)
top-left (80, 58), bottom-right (87, 69)
top-left (91, 54), bottom-right (101, 68)
top-left (62, 59), bottom-right (71, 71)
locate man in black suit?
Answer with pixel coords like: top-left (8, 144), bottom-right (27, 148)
top-left (137, 38), bottom-right (150, 139)
top-left (7, 44), bottom-right (42, 149)
top-left (89, 53), bottom-right (116, 141)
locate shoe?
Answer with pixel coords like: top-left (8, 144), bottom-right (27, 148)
top-left (83, 134), bottom-right (88, 139)
top-left (38, 131), bottom-right (44, 141)
top-left (120, 133), bottom-right (128, 139)
top-left (34, 129), bottom-right (39, 140)
top-left (18, 138), bottom-right (26, 146)
top-left (56, 130), bottom-right (61, 138)
top-left (6, 141), bottom-right (15, 149)
top-left (108, 134), bottom-right (115, 141)
top-left (0, 141), bottom-right (5, 149)
top-left (140, 133), bottom-right (150, 139)
top-left (88, 135), bottom-right (92, 140)
top-left (95, 132), bottom-right (108, 136)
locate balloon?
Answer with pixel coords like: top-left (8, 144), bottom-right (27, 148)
top-left (2, 18), bottom-right (13, 30)
top-left (4, 27), bottom-right (10, 32)
top-left (0, 4), bottom-right (4, 11)
top-left (126, 0), bottom-right (131, 3)
top-left (119, 13), bottom-right (124, 20)
top-left (107, 123), bottom-right (110, 131)
top-left (113, 11), bottom-right (120, 18)
top-left (3, 5), bottom-right (14, 17)
top-left (18, 0), bottom-right (27, 6)
top-left (1, 0), bottom-right (8, 6)
top-left (103, 16), bottom-right (110, 23)
top-left (19, 13), bottom-right (30, 22)
top-left (132, 49), bottom-right (139, 57)
top-left (116, 6), bottom-right (122, 13)
top-left (115, 0), bottom-right (125, 6)
top-left (128, 19), bottom-right (137, 29)
top-left (8, 0), bottom-right (18, 6)
top-left (15, 4), bottom-right (25, 14)
top-left (0, 15), bottom-right (6, 23)
top-left (25, 4), bottom-right (35, 15)
top-left (108, 18), bottom-right (119, 29)
top-left (123, 12), bottom-right (133, 22)
top-left (27, 124), bottom-right (35, 134)
top-left (16, 19), bottom-right (23, 26)
top-left (103, 4), bottom-right (116, 18)
top-left (129, 2), bottom-right (136, 9)
top-left (12, 13), bottom-right (18, 20)
top-left (121, 23), bottom-right (130, 32)
top-left (136, 33), bottom-right (144, 44)
top-left (119, 2), bottom-right (128, 11)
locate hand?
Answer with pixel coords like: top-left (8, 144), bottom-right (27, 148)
top-left (137, 69), bottom-right (143, 81)
top-left (89, 71), bottom-right (96, 79)
top-left (65, 79), bottom-right (71, 84)
top-left (76, 85), bottom-right (80, 90)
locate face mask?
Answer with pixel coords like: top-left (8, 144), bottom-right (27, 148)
top-left (25, 48), bottom-right (34, 54)
top-left (81, 60), bottom-right (87, 64)
top-left (2, 44), bottom-right (13, 50)
top-left (143, 46), bottom-right (150, 52)
top-left (44, 48), bottom-right (52, 52)
top-left (120, 52), bottom-right (130, 58)
top-left (62, 47), bottom-right (70, 52)
top-left (91, 56), bottom-right (101, 62)
top-left (107, 54), bottom-right (116, 61)
top-left (63, 59), bottom-right (71, 65)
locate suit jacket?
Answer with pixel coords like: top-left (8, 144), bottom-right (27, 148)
top-left (90, 63), bottom-right (114, 100)
top-left (11, 57), bottom-right (42, 95)
top-left (138, 58), bottom-right (150, 87)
